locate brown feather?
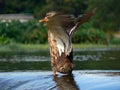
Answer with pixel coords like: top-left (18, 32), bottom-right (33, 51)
top-left (39, 8), bottom-right (96, 75)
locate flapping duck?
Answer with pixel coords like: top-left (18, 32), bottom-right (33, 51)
top-left (39, 8), bottom-right (97, 76)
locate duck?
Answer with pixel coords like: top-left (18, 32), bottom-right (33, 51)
top-left (39, 8), bottom-right (96, 76)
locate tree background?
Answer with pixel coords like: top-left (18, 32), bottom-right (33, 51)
top-left (0, 0), bottom-right (120, 31)
top-left (0, 0), bottom-right (120, 44)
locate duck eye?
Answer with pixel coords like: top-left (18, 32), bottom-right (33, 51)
top-left (46, 14), bottom-right (50, 17)
top-left (46, 13), bottom-right (52, 17)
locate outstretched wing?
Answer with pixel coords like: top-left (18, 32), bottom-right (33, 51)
top-left (69, 7), bottom-right (97, 36)
top-left (58, 15), bottom-right (76, 34)
top-left (57, 7), bottom-right (97, 36)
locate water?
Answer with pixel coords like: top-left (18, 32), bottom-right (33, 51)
top-left (0, 49), bottom-right (120, 90)
top-left (0, 49), bottom-right (120, 71)
top-left (0, 70), bottom-right (120, 90)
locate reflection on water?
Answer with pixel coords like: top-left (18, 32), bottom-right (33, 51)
top-left (0, 49), bottom-right (120, 62)
top-left (0, 51), bottom-right (50, 62)
top-left (0, 49), bottom-right (120, 90)
top-left (0, 70), bottom-right (120, 90)
top-left (53, 75), bottom-right (79, 90)
top-left (74, 49), bottom-right (120, 61)
top-left (0, 49), bottom-right (120, 71)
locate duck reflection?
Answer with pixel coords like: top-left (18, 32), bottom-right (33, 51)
top-left (53, 74), bottom-right (80, 90)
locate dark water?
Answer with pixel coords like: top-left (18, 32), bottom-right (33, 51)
top-left (0, 49), bottom-right (120, 71)
top-left (0, 49), bottom-right (120, 90)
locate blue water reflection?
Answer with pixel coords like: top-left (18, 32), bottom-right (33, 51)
top-left (0, 70), bottom-right (120, 90)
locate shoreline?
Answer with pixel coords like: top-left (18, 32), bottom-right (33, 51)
top-left (0, 43), bottom-right (120, 52)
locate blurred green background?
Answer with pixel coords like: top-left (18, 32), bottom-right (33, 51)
top-left (0, 0), bottom-right (120, 47)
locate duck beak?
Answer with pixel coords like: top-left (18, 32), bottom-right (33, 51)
top-left (39, 17), bottom-right (48, 23)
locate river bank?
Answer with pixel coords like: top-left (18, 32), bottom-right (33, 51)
top-left (0, 43), bottom-right (120, 52)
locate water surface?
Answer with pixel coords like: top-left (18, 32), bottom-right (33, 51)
top-left (0, 48), bottom-right (120, 90)
top-left (0, 70), bottom-right (120, 90)
top-left (0, 49), bottom-right (120, 71)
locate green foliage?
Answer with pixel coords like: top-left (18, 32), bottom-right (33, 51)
top-left (1, 0), bottom-right (120, 31)
top-left (72, 23), bottom-right (106, 44)
top-left (0, 0), bottom-right (87, 18)
top-left (0, 21), bottom-right (111, 44)
top-left (44, 0), bottom-right (87, 16)
top-left (0, 20), bottom-right (48, 44)
top-left (110, 38), bottom-right (120, 45)
top-left (85, 0), bottom-right (120, 31)
top-left (1, 21), bottom-right (119, 45)
top-left (0, 36), bottom-right (11, 45)
top-left (1, 0), bottom-right (46, 17)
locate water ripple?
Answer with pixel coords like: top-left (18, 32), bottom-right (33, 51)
top-left (0, 71), bottom-right (120, 90)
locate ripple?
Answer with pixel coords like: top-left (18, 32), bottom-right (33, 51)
top-left (0, 70), bottom-right (120, 90)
